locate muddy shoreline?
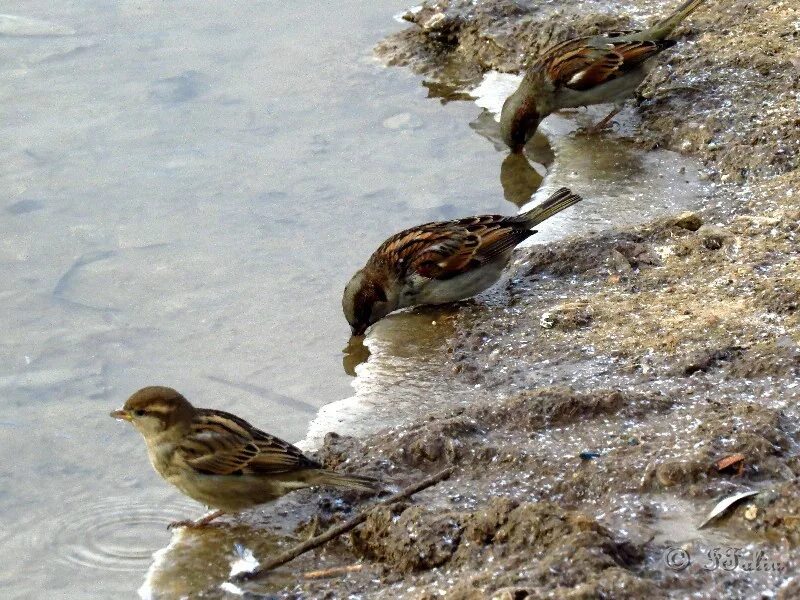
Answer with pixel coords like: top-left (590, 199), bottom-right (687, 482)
top-left (295, 1), bottom-right (798, 597)
top-left (150, 1), bottom-right (798, 597)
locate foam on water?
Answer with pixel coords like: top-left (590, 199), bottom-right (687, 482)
top-left (468, 71), bottom-right (523, 120)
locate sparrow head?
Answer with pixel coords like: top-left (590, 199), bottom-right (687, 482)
top-left (342, 269), bottom-right (395, 336)
top-left (499, 87), bottom-right (542, 154)
top-left (111, 386), bottom-right (195, 436)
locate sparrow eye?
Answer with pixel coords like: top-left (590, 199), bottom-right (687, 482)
top-left (134, 409), bottom-right (146, 417)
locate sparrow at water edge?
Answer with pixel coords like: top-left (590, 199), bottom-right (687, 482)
top-left (343, 187), bottom-right (583, 336)
top-left (111, 386), bottom-right (380, 528)
top-left (500, 0), bottom-right (709, 152)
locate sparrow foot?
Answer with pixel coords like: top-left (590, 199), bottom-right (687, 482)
top-left (586, 106), bottom-right (623, 134)
top-left (167, 519), bottom-right (196, 530)
top-left (168, 509), bottom-right (226, 529)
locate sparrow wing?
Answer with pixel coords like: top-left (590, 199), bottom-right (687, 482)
top-left (541, 34), bottom-right (673, 92)
top-left (179, 410), bottom-right (319, 476)
top-left (376, 216), bottom-right (532, 281)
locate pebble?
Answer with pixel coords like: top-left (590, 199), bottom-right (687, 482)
top-left (672, 211), bottom-right (704, 231)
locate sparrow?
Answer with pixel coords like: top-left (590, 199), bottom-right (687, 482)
top-left (111, 386), bottom-right (380, 527)
top-left (500, 0), bottom-right (708, 152)
top-left (343, 187), bottom-right (582, 336)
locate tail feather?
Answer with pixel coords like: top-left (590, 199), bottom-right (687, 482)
top-left (310, 469), bottom-right (382, 493)
top-left (646, 0), bottom-right (707, 39)
top-left (517, 187), bottom-right (583, 228)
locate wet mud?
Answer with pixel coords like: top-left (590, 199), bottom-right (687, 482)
top-left (148, 0), bottom-right (798, 597)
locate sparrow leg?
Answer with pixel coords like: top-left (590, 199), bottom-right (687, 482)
top-left (168, 509), bottom-right (226, 529)
top-left (588, 105), bottom-right (623, 133)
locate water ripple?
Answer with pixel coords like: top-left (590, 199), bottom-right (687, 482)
top-left (50, 498), bottom-right (198, 572)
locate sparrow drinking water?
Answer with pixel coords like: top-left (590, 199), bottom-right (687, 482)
top-left (500, 0), bottom-right (709, 151)
top-left (343, 187), bottom-right (583, 336)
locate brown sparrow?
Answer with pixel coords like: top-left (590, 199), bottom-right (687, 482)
top-left (500, 0), bottom-right (708, 151)
top-left (343, 187), bottom-right (582, 335)
top-left (111, 386), bottom-right (380, 527)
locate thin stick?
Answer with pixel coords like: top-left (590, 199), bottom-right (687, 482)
top-left (302, 564), bottom-right (363, 580)
top-left (231, 466), bottom-right (454, 583)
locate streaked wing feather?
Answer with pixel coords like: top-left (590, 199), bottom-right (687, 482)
top-left (612, 40), bottom-right (667, 66)
top-left (474, 227), bottom-right (535, 262)
top-left (541, 33), bottom-right (668, 91)
top-left (247, 429), bottom-right (319, 474)
top-left (564, 52), bottom-right (625, 91)
top-left (376, 216), bottom-right (529, 281)
top-left (542, 37), bottom-right (611, 85)
top-left (179, 410), bottom-right (318, 476)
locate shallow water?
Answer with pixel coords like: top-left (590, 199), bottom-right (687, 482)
top-left (0, 3), bottom-right (709, 598)
top-left (0, 1), bottom-right (517, 597)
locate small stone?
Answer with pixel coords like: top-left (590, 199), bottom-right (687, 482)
top-left (672, 211), bottom-right (703, 231)
top-left (608, 249), bottom-right (634, 274)
top-left (754, 489), bottom-right (781, 508)
top-left (698, 225), bottom-right (731, 250)
top-left (539, 301), bottom-right (593, 331)
top-left (422, 13), bottom-right (446, 31)
top-left (744, 504), bottom-right (758, 521)
top-left (492, 588), bottom-right (530, 600)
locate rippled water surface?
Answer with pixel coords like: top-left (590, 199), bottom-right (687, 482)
top-left (1, 2), bottom-right (707, 598)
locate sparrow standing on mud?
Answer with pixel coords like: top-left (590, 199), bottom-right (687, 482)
top-left (111, 386), bottom-right (380, 527)
top-left (343, 187), bottom-right (582, 335)
top-left (500, 0), bottom-right (708, 151)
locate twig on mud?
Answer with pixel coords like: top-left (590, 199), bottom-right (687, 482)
top-left (302, 564), bottom-right (364, 579)
top-left (231, 466), bottom-right (454, 584)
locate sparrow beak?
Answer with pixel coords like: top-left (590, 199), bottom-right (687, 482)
top-left (110, 408), bottom-right (132, 421)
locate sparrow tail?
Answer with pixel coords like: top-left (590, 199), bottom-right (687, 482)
top-left (646, 0), bottom-right (707, 40)
top-left (310, 470), bottom-right (383, 493)
top-left (517, 187), bottom-right (583, 228)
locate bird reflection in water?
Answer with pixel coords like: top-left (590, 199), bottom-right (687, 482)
top-left (342, 335), bottom-right (371, 376)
